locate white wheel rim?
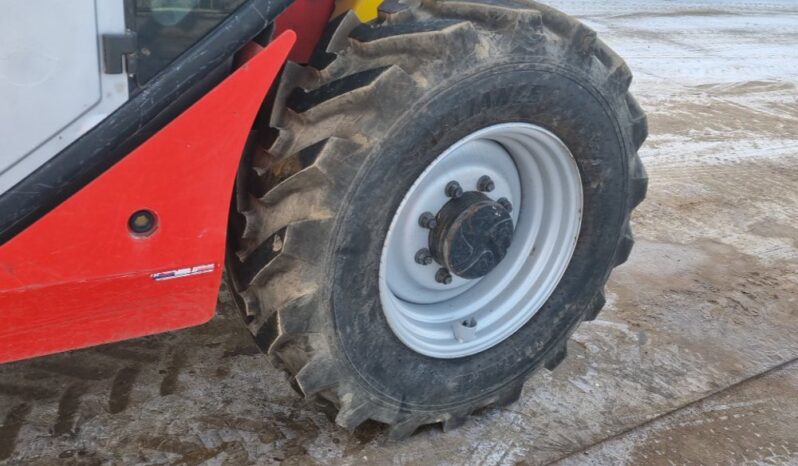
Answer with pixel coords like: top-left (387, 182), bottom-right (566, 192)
top-left (379, 123), bottom-right (583, 359)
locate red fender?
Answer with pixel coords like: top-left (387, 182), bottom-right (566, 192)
top-left (0, 32), bottom-right (297, 364)
top-left (275, 0), bottom-right (336, 63)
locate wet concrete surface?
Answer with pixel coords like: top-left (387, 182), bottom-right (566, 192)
top-left (558, 359), bottom-right (798, 465)
top-left (2, 1), bottom-right (798, 464)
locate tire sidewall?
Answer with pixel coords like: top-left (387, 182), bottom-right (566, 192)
top-left (327, 61), bottom-right (630, 410)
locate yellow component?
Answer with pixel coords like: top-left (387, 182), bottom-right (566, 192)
top-left (334, 0), bottom-right (383, 22)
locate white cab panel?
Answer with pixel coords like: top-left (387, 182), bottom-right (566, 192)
top-left (0, 0), bottom-right (129, 194)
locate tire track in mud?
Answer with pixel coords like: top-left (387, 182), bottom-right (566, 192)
top-left (0, 382), bottom-right (58, 459)
top-left (0, 403), bottom-right (31, 460)
top-left (0, 383), bottom-right (57, 400)
top-left (0, 336), bottom-right (195, 460)
top-left (160, 350), bottom-right (188, 397)
top-left (108, 366), bottom-right (142, 415)
top-left (0, 299), bottom-right (265, 463)
top-left (53, 383), bottom-right (88, 437)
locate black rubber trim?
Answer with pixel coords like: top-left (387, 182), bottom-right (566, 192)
top-left (0, 0), bottom-right (293, 246)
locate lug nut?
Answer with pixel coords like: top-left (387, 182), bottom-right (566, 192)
top-left (497, 197), bottom-right (513, 213)
top-left (415, 248), bottom-right (433, 266)
top-left (419, 212), bottom-right (438, 229)
top-left (477, 175), bottom-right (495, 193)
top-left (445, 181), bottom-right (463, 199)
top-left (435, 268), bottom-right (453, 285)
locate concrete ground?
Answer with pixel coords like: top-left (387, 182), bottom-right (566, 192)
top-left (2, 1), bottom-right (798, 464)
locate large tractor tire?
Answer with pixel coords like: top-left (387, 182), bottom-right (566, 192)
top-left (227, 0), bottom-right (647, 439)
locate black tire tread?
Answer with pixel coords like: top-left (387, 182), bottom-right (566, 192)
top-left (229, 0), bottom-right (648, 439)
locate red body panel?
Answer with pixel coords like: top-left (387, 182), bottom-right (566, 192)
top-left (274, 0), bottom-right (336, 63)
top-left (0, 32), bottom-right (296, 364)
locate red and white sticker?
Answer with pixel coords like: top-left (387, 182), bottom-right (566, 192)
top-left (151, 263), bottom-right (216, 281)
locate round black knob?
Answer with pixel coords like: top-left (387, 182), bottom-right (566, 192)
top-left (128, 209), bottom-right (157, 235)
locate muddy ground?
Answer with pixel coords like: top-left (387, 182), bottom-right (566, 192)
top-left (2, 1), bottom-right (798, 464)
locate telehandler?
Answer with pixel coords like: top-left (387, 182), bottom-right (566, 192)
top-left (0, 0), bottom-right (647, 438)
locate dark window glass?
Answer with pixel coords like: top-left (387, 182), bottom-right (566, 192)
top-left (134, 0), bottom-right (248, 85)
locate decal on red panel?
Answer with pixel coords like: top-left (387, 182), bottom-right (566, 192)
top-left (151, 263), bottom-right (216, 281)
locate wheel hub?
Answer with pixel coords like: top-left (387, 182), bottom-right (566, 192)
top-left (429, 191), bottom-right (514, 280)
top-left (379, 123), bottom-right (583, 359)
